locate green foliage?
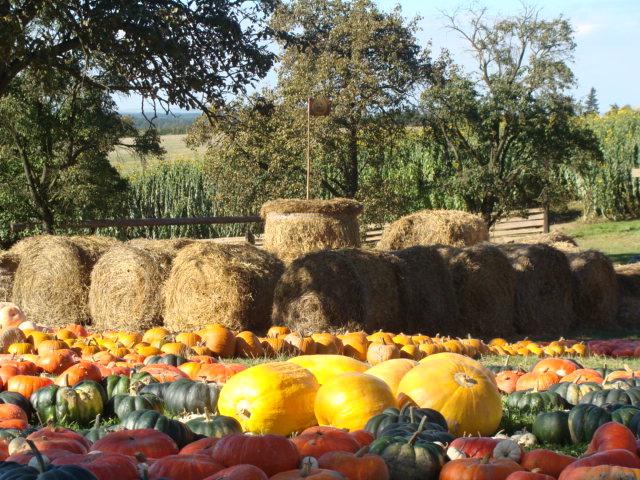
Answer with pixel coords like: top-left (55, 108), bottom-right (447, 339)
top-left (420, 6), bottom-right (598, 226)
top-left (568, 108), bottom-right (640, 219)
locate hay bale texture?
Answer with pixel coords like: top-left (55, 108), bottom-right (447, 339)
top-left (439, 243), bottom-right (517, 338)
top-left (261, 198), bottom-right (362, 263)
top-left (0, 251), bottom-right (19, 302)
top-left (498, 243), bottom-right (574, 336)
top-left (517, 231), bottom-right (578, 247)
top-left (11, 235), bottom-right (114, 326)
top-left (163, 242), bottom-right (284, 333)
top-left (272, 247), bottom-right (457, 335)
top-left (564, 250), bottom-right (619, 330)
top-left (377, 209), bottom-right (489, 250)
top-left (126, 238), bottom-right (195, 261)
top-left (615, 264), bottom-right (640, 327)
top-left (89, 245), bottom-right (173, 332)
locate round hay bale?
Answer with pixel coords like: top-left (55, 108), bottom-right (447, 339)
top-left (0, 251), bottom-right (19, 302)
top-left (11, 235), bottom-right (113, 327)
top-left (260, 198), bottom-right (363, 263)
top-left (89, 245), bottom-right (173, 332)
top-left (163, 243), bottom-right (284, 333)
top-left (439, 243), bottom-right (517, 338)
top-left (509, 231), bottom-right (578, 247)
top-left (271, 249), bottom-right (403, 334)
top-left (377, 209), bottom-right (489, 250)
top-left (564, 250), bottom-right (619, 330)
top-left (498, 243), bottom-right (574, 336)
top-left (615, 263), bottom-right (640, 328)
top-left (391, 246), bottom-right (458, 335)
top-left (126, 238), bottom-right (195, 260)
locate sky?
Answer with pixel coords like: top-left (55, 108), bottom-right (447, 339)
top-left (115, 0), bottom-right (640, 113)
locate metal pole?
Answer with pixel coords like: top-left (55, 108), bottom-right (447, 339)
top-left (306, 99), bottom-right (311, 200)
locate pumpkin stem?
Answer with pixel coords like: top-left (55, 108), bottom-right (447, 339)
top-left (355, 446), bottom-right (369, 458)
top-left (481, 453), bottom-right (491, 464)
top-left (409, 406), bottom-right (415, 424)
top-left (300, 457), bottom-right (313, 477)
top-left (25, 439), bottom-right (46, 473)
top-left (407, 416), bottom-right (428, 446)
top-left (93, 414), bottom-right (101, 429)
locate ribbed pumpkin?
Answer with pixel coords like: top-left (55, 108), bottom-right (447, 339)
top-left (288, 355), bottom-right (368, 385)
top-left (315, 372), bottom-right (397, 431)
top-left (398, 354), bottom-right (502, 436)
top-left (365, 359), bottom-right (418, 396)
top-left (217, 362), bottom-right (319, 436)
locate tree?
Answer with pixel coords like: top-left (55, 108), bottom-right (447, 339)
top-left (0, 66), bottom-right (160, 242)
top-left (420, 5), bottom-right (599, 226)
top-left (0, 0), bottom-right (279, 112)
top-left (189, 0), bottom-right (429, 221)
top-left (583, 87), bottom-right (599, 115)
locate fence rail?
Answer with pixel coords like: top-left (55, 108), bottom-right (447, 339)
top-left (489, 207), bottom-right (549, 240)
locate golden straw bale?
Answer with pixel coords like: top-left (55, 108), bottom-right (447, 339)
top-left (0, 251), bottom-right (19, 302)
top-left (271, 249), bottom-right (403, 334)
top-left (564, 250), bottom-right (619, 330)
top-left (498, 243), bottom-right (574, 336)
top-left (377, 209), bottom-right (489, 250)
top-left (11, 235), bottom-right (113, 327)
top-left (260, 198), bottom-right (363, 263)
top-left (163, 242), bottom-right (284, 333)
top-left (89, 245), bottom-right (173, 332)
top-left (516, 231), bottom-right (578, 247)
top-left (615, 263), bottom-right (640, 327)
top-left (439, 243), bottom-right (517, 338)
top-left (391, 246), bottom-right (458, 335)
top-left (126, 238), bottom-right (195, 261)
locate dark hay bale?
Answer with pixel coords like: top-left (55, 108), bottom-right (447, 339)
top-left (498, 243), bottom-right (574, 336)
top-left (89, 245), bottom-right (173, 332)
top-left (271, 249), bottom-right (403, 334)
top-left (163, 242), bottom-right (284, 333)
top-left (615, 264), bottom-right (640, 328)
top-left (391, 246), bottom-right (458, 335)
top-left (260, 198), bottom-right (363, 263)
top-left (564, 250), bottom-right (619, 330)
top-left (438, 243), bottom-right (517, 338)
top-left (0, 251), bottom-right (19, 302)
top-left (11, 235), bottom-right (114, 327)
top-left (377, 209), bottom-right (489, 250)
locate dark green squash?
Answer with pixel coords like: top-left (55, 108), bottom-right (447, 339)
top-left (106, 390), bottom-right (164, 420)
top-left (547, 381), bottom-right (602, 406)
top-left (102, 372), bottom-right (158, 399)
top-left (568, 403), bottom-right (612, 444)
top-left (120, 409), bottom-right (195, 448)
top-left (139, 381), bottom-right (172, 399)
top-left (506, 389), bottom-right (568, 414)
top-left (163, 378), bottom-right (220, 415)
top-left (609, 405), bottom-right (640, 427)
top-left (143, 354), bottom-right (188, 367)
top-left (364, 404), bottom-right (447, 438)
top-left (185, 411), bottom-right (242, 438)
top-left (532, 410), bottom-right (571, 445)
top-left (579, 388), bottom-right (640, 407)
top-left (30, 379), bottom-right (106, 427)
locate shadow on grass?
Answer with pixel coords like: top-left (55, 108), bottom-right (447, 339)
top-left (610, 252), bottom-right (638, 264)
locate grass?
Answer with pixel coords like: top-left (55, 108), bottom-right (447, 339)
top-left (109, 134), bottom-right (207, 174)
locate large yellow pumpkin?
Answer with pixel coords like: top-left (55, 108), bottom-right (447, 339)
top-left (217, 361), bottom-right (319, 436)
top-left (288, 354), bottom-right (368, 385)
top-left (397, 355), bottom-right (502, 436)
top-left (365, 358), bottom-right (418, 396)
top-left (315, 372), bottom-right (397, 431)
top-left (419, 352), bottom-right (497, 384)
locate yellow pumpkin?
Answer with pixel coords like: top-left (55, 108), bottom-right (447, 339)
top-left (398, 355), bottom-right (502, 437)
top-left (217, 361), bottom-right (319, 436)
top-left (288, 354), bottom-right (368, 385)
top-left (365, 358), bottom-right (418, 396)
top-left (142, 327), bottom-right (171, 344)
top-left (314, 372), bottom-right (396, 431)
top-left (419, 352), bottom-right (497, 385)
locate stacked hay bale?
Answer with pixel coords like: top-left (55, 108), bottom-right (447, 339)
top-left (512, 231), bottom-right (580, 252)
top-left (261, 198), bottom-right (362, 263)
top-left (163, 242), bottom-right (284, 333)
top-left (0, 251), bottom-right (19, 302)
top-left (126, 238), bottom-right (195, 261)
top-left (89, 245), bottom-right (174, 332)
top-left (377, 209), bottom-right (489, 250)
top-left (437, 243), bottom-right (517, 338)
top-left (11, 235), bottom-right (117, 326)
top-left (498, 243), bottom-right (574, 336)
top-left (271, 247), bottom-right (457, 335)
top-left (564, 250), bottom-right (619, 330)
top-left (615, 264), bottom-right (640, 327)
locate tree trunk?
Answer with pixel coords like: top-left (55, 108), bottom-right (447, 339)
top-left (345, 124), bottom-right (359, 197)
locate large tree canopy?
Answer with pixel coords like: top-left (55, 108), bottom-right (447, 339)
top-left (420, 5), bottom-right (600, 226)
top-left (0, 0), bottom-right (278, 110)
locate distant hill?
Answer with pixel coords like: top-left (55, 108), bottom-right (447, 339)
top-left (120, 112), bottom-right (202, 135)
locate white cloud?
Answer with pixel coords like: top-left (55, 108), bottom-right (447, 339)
top-left (573, 22), bottom-right (602, 37)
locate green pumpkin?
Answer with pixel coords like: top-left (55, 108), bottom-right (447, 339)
top-left (568, 403), bottom-right (612, 444)
top-left (625, 410), bottom-right (640, 437)
top-left (364, 404), bottom-right (448, 438)
top-left (609, 405), bottom-right (640, 427)
top-left (579, 388), bottom-right (640, 407)
top-left (532, 411), bottom-right (571, 444)
top-left (106, 391), bottom-right (164, 420)
top-left (139, 382), bottom-right (172, 400)
top-left (30, 379), bottom-right (106, 427)
top-left (144, 354), bottom-right (188, 367)
top-left (377, 422), bottom-right (454, 445)
top-left (593, 367), bottom-right (624, 378)
top-left (102, 372), bottom-right (158, 399)
top-left (506, 390), bottom-right (568, 414)
top-left (547, 381), bottom-right (602, 406)
top-left (185, 412), bottom-right (242, 438)
top-left (368, 433), bottom-right (447, 480)
top-left (485, 365), bottom-right (522, 374)
top-left (163, 378), bottom-right (220, 415)
top-left (120, 409), bottom-right (195, 448)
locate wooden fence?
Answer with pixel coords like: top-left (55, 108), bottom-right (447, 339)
top-left (489, 207), bottom-right (549, 240)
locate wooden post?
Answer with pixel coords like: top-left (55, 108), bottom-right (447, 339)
top-left (632, 168), bottom-right (640, 178)
top-left (543, 205), bottom-right (550, 233)
top-left (306, 99), bottom-right (311, 200)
